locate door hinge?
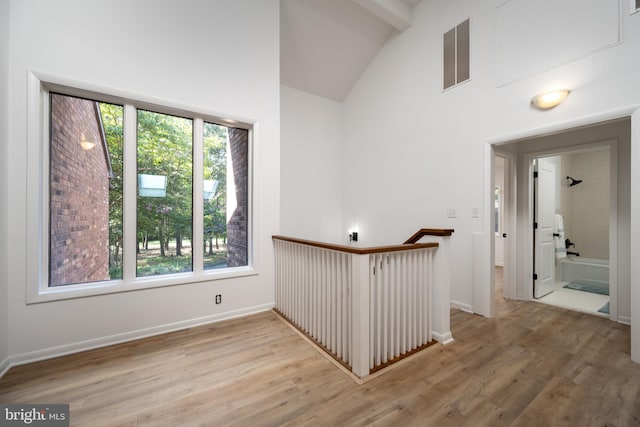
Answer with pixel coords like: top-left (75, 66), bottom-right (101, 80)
top-left (533, 273), bottom-right (538, 280)
top-left (533, 171), bottom-right (539, 178)
top-left (534, 222), bottom-right (538, 229)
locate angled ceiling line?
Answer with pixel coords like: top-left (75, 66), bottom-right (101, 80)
top-left (352, 0), bottom-right (413, 32)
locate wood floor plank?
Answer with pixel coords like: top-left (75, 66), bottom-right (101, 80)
top-left (1, 269), bottom-right (639, 426)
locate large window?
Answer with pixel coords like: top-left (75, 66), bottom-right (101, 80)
top-left (49, 93), bottom-right (123, 287)
top-left (45, 88), bottom-right (251, 295)
top-left (136, 110), bottom-right (193, 277)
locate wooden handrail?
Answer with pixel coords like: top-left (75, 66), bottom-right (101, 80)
top-left (272, 235), bottom-right (438, 254)
top-left (404, 228), bottom-right (455, 244)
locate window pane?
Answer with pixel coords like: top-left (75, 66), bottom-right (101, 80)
top-left (49, 93), bottom-right (123, 286)
top-left (136, 110), bottom-right (193, 277)
top-left (203, 123), bottom-right (248, 269)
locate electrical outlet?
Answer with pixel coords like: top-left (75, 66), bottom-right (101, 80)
top-left (215, 294), bottom-right (222, 304)
top-left (447, 208), bottom-right (457, 218)
top-left (472, 207), bottom-right (480, 218)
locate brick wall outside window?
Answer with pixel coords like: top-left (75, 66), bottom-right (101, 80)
top-left (49, 94), bottom-right (110, 286)
top-left (226, 128), bottom-right (248, 267)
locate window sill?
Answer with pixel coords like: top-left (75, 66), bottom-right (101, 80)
top-left (27, 267), bottom-right (258, 304)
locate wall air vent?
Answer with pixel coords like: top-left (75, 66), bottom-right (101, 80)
top-left (443, 18), bottom-right (470, 90)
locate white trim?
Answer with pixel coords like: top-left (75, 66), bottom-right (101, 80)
top-left (631, 109), bottom-right (640, 362)
top-left (25, 71), bottom-right (257, 304)
top-left (630, 0), bottom-right (640, 15)
top-left (29, 268), bottom-right (259, 304)
top-left (123, 104), bottom-right (137, 285)
top-left (619, 315), bottom-right (631, 325)
top-left (494, 149), bottom-right (517, 301)
top-left (451, 300), bottom-right (473, 313)
top-left (8, 303), bottom-right (274, 368)
top-left (609, 141), bottom-right (619, 322)
top-left (474, 147), bottom-right (493, 317)
top-left (432, 331), bottom-right (454, 345)
top-left (488, 107), bottom-right (639, 146)
top-left (31, 70), bottom-right (254, 129)
top-left (0, 356), bottom-right (9, 379)
top-left (193, 118), bottom-right (205, 275)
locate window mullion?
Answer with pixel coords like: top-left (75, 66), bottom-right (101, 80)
top-left (123, 104), bottom-right (138, 283)
top-left (193, 118), bottom-right (204, 274)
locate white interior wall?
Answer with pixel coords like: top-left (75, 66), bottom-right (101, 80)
top-left (280, 85), bottom-right (343, 243)
top-left (341, 0), bottom-right (639, 318)
top-left (6, 0), bottom-right (280, 361)
top-left (0, 0), bottom-right (10, 374)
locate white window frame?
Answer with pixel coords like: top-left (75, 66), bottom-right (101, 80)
top-left (632, 0), bottom-right (640, 14)
top-left (26, 71), bottom-right (255, 304)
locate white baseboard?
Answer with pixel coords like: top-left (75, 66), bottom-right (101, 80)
top-left (618, 315), bottom-right (631, 325)
top-left (432, 331), bottom-right (454, 345)
top-left (9, 303), bottom-right (274, 368)
top-left (0, 356), bottom-right (10, 379)
top-left (451, 300), bottom-right (473, 313)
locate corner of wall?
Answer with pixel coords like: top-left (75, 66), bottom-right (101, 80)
top-left (0, 0), bottom-right (10, 375)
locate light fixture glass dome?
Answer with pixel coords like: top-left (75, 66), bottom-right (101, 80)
top-left (531, 89), bottom-right (570, 109)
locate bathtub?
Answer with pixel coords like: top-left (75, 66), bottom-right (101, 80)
top-left (559, 256), bottom-right (609, 293)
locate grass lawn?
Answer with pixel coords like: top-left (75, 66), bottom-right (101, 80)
top-left (129, 240), bottom-right (228, 277)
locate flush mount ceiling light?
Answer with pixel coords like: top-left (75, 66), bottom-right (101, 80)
top-left (531, 89), bottom-right (570, 110)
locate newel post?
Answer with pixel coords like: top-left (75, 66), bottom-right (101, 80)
top-left (350, 253), bottom-right (370, 378)
top-left (410, 230), bottom-right (454, 345)
top-left (430, 235), bottom-right (453, 344)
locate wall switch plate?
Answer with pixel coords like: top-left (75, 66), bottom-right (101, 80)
top-left (447, 208), bottom-right (457, 218)
top-left (472, 207), bottom-right (480, 218)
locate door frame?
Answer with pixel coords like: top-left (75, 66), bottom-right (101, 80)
top-left (481, 105), bottom-right (640, 363)
top-left (493, 150), bottom-right (517, 302)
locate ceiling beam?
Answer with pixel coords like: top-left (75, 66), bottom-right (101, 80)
top-left (352, 0), bottom-right (412, 32)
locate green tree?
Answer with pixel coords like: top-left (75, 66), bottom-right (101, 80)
top-left (137, 110), bottom-right (193, 267)
top-left (204, 123), bottom-right (228, 256)
top-left (99, 103), bottom-right (124, 279)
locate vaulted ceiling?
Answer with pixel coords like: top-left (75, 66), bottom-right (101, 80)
top-left (280, 0), bottom-right (422, 102)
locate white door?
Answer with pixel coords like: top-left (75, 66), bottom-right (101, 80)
top-left (534, 158), bottom-right (557, 298)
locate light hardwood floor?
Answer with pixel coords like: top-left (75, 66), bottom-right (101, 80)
top-left (1, 268), bottom-right (639, 426)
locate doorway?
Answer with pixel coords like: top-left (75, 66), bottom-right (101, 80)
top-left (484, 109), bottom-right (640, 363)
top-left (489, 118), bottom-right (629, 325)
top-left (494, 154), bottom-right (513, 302)
top-left (532, 148), bottom-right (611, 316)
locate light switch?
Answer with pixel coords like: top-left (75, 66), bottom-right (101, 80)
top-left (447, 208), bottom-right (457, 218)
